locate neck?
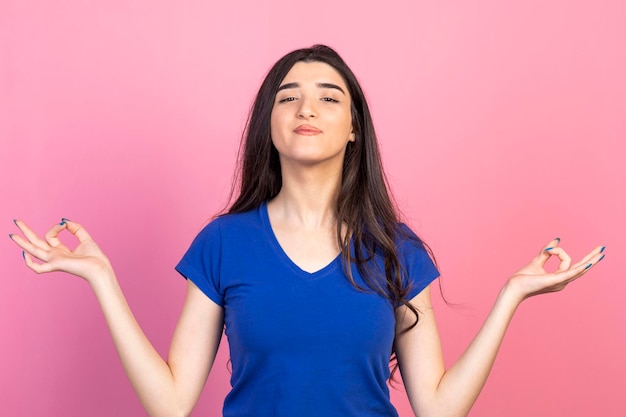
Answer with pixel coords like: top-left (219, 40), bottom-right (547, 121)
top-left (269, 161), bottom-right (342, 229)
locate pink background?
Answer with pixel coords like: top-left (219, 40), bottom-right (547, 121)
top-left (1, 1), bottom-right (624, 416)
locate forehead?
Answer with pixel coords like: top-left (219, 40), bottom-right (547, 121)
top-left (280, 61), bottom-right (348, 88)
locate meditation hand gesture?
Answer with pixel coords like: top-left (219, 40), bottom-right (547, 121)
top-left (506, 238), bottom-right (605, 303)
top-left (10, 219), bottom-right (112, 284)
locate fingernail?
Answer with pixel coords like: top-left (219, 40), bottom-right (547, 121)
top-left (13, 219), bottom-right (18, 226)
top-left (545, 247), bottom-right (553, 251)
top-left (22, 251), bottom-right (25, 259)
top-left (599, 254), bottom-right (605, 262)
top-left (60, 221), bottom-right (66, 226)
top-left (8, 233), bottom-right (14, 240)
top-left (600, 246), bottom-right (606, 253)
top-left (555, 237), bottom-right (561, 243)
top-left (584, 263), bottom-right (593, 270)
top-left (61, 217), bottom-right (71, 222)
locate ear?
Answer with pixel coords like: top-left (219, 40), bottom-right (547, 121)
top-left (349, 130), bottom-right (356, 142)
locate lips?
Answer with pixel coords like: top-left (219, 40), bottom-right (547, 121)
top-left (294, 124), bottom-right (322, 135)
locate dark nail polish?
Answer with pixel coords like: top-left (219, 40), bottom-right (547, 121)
top-left (60, 221), bottom-right (66, 226)
top-left (13, 219), bottom-right (18, 226)
top-left (22, 251), bottom-right (25, 259)
top-left (584, 263), bottom-right (593, 270)
top-left (8, 233), bottom-right (14, 240)
top-left (555, 237), bottom-right (561, 243)
top-left (599, 254), bottom-right (605, 262)
top-left (600, 246), bottom-right (606, 253)
top-left (61, 217), bottom-right (71, 222)
top-left (545, 247), bottom-right (553, 251)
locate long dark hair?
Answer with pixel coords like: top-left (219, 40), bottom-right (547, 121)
top-left (226, 44), bottom-right (434, 378)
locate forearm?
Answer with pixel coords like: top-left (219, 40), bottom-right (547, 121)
top-left (89, 270), bottom-right (186, 417)
top-left (399, 240), bottom-right (603, 417)
top-left (431, 285), bottom-right (521, 417)
top-left (10, 219), bottom-right (215, 416)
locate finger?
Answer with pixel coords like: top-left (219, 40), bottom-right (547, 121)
top-left (44, 221), bottom-right (70, 249)
top-left (13, 219), bottom-right (49, 249)
top-left (63, 219), bottom-right (93, 243)
top-left (571, 245), bottom-right (606, 270)
top-left (534, 238), bottom-right (561, 266)
top-left (10, 234), bottom-right (54, 263)
top-left (554, 251), bottom-right (606, 285)
top-left (542, 247), bottom-right (572, 272)
top-left (23, 251), bottom-right (56, 274)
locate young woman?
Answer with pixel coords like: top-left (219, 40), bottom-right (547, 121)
top-left (9, 45), bottom-right (605, 417)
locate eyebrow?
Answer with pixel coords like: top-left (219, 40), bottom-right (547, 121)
top-left (277, 82), bottom-right (346, 95)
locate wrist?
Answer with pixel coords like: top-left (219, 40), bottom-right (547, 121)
top-left (497, 280), bottom-right (526, 310)
top-left (87, 263), bottom-right (117, 292)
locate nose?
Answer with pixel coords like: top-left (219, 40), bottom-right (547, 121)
top-left (297, 97), bottom-right (317, 119)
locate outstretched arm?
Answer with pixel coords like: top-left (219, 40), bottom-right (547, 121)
top-left (395, 238), bottom-right (605, 417)
top-left (10, 219), bottom-right (223, 417)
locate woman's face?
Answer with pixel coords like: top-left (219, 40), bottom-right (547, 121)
top-left (270, 61), bottom-right (354, 168)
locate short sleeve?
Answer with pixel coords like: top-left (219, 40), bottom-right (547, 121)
top-left (397, 224), bottom-right (440, 301)
top-left (175, 219), bottom-right (224, 306)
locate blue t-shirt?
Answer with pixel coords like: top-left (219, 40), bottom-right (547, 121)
top-left (176, 202), bottom-right (439, 417)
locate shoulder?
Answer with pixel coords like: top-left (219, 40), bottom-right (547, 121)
top-left (395, 223), bottom-right (429, 254)
top-left (197, 205), bottom-right (263, 238)
top-left (394, 223), bottom-right (439, 290)
top-left (177, 204), bottom-right (265, 277)
top-left (394, 223), bottom-right (434, 268)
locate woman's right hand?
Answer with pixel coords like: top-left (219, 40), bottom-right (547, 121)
top-left (10, 218), bottom-right (224, 416)
top-left (10, 219), bottom-right (113, 283)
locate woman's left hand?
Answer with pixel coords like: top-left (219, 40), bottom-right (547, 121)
top-left (506, 238), bottom-right (605, 303)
